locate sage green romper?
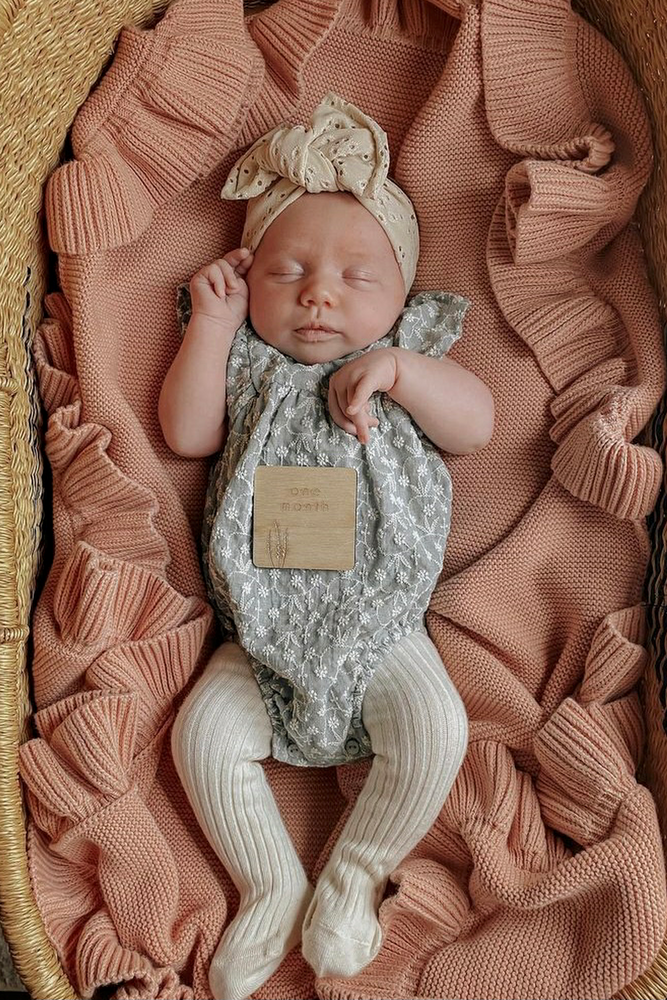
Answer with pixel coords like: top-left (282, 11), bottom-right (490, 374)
top-left (178, 289), bottom-right (469, 767)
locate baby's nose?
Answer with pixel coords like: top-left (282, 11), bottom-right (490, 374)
top-left (299, 276), bottom-right (335, 307)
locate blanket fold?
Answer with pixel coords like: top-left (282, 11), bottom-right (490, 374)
top-left (20, 288), bottom-right (221, 996)
top-left (485, 1), bottom-right (665, 521)
top-left (46, 4), bottom-right (263, 255)
top-left (19, 1), bottom-right (667, 998)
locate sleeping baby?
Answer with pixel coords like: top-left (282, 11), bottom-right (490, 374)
top-left (159, 93), bottom-right (494, 1000)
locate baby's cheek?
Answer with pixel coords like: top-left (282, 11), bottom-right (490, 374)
top-left (362, 297), bottom-right (402, 343)
top-left (248, 284), bottom-right (278, 338)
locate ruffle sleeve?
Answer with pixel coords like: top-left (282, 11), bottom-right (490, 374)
top-left (394, 290), bottom-right (470, 358)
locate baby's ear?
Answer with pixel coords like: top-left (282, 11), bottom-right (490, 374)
top-left (176, 284), bottom-right (192, 339)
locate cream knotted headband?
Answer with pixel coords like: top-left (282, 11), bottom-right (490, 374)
top-left (220, 93), bottom-right (419, 292)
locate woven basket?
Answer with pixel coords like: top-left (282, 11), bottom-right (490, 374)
top-left (1, 1), bottom-right (666, 997)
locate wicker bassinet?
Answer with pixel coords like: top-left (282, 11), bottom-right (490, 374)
top-left (1, 1), bottom-right (667, 997)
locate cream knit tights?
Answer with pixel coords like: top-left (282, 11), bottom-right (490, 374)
top-left (171, 632), bottom-right (468, 999)
top-left (301, 630), bottom-right (468, 977)
top-left (171, 642), bottom-right (313, 1000)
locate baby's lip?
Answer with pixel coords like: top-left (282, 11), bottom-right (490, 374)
top-left (295, 324), bottom-right (339, 340)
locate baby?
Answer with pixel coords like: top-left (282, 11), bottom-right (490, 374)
top-left (160, 94), bottom-right (494, 1000)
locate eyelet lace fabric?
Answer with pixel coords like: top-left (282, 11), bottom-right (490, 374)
top-left (177, 289), bottom-right (470, 766)
top-left (219, 92), bottom-right (420, 292)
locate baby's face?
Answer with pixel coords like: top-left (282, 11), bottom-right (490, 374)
top-left (245, 192), bottom-right (406, 365)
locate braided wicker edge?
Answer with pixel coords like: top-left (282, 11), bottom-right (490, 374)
top-left (0, 0), bottom-right (666, 997)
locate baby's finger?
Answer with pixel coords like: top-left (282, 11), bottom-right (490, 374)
top-left (329, 383), bottom-right (360, 436)
top-left (235, 251), bottom-right (254, 276)
top-left (223, 248), bottom-right (251, 270)
top-left (194, 265), bottom-right (225, 298)
top-left (363, 402), bottom-right (379, 423)
top-left (206, 257), bottom-right (241, 293)
top-left (212, 264), bottom-right (229, 297)
top-left (346, 373), bottom-right (376, 415)
top-left (331, 400), bottom-right (359, 436)
top-left (220, 259), bottom-right (240, 292)
top-left (350, 407), bottom-right (372, 445)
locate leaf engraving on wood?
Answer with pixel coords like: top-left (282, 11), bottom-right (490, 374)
top-left (267, 520), bottom-right (288, 567)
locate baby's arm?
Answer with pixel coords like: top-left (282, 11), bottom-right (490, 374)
top-left (159, 249), bottom-right (253, 458)
top-left (386, 349), bottom-right (494, 454)
top-left (330, 348), bottom-right (494, 453)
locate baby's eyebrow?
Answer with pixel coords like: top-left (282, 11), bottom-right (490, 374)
top-left (262, 252), bottom-right (302, 266)
top-left (342, 250), bottom-right (374, 262)
top-left (261, 248), bottom-right (377, 269)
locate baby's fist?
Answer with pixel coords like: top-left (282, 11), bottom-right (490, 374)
top-left (190, 248), bottom-right (254, 330)
top-left (328, 347), bottom-right (398, 444)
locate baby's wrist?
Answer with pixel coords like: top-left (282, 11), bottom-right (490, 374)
top-left (385, 346), bottom-right (403, 391)
top-left (383, 347), bottom-right (410, 403)
top-left (188, 311), bottom-right (239, 339)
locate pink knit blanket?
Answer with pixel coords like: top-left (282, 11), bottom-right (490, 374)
top-left (19, 1), bottom-right (667, 998)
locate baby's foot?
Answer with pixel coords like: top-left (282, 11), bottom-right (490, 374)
top-left (301, 869), bottom-right (383, 979)
top-left (209, 877), bottom-right (313, 1000)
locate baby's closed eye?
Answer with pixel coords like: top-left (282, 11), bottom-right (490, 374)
top-left (270, 268), bottom-right (304, 280)
top-left (344, 270), bottom-right (377, 283)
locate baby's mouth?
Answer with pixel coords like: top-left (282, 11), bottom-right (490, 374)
top-left (295, 325), bottom-right (339, 342)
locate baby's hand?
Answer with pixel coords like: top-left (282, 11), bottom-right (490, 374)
top-left (189, 248), bottom-right (254, 330)
top-left (328, 348), bottom-right (399, 444)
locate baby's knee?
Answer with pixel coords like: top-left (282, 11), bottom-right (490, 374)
top-left (442, 674), bottom-right (467, 729)
top-left (171, 643), bottom-right (272, 772)
top-left (410, 664), bottom-right (469, 777)
top-left (403, 684), bottom-right (468, 793)
top-left (171, 653), bottom-right (226, 752)
top-left (170, 683), bottom-right (216, 781)
top-left (438, 683), bottom-right (468, 769)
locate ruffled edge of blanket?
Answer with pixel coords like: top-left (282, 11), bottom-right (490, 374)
top-left (18, 291), bottom-right (215, 998)
top-left (45, 0), bottom-right (265, 255)
top-left (43, 0), bottom-right (351, 258)
top-left (483, 0), bottom-right (665, 520)
top-left (316, 604), bottom-right (665, 1000)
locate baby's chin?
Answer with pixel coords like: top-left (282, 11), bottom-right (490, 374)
top-left (286, 343), bottom-right (348, 366)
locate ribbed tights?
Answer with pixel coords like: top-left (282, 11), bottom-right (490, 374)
top-left (171, 632), bottom-right (468, 999)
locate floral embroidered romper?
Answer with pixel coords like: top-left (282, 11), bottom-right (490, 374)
top-left (180, 289), bottom-right (469, 767)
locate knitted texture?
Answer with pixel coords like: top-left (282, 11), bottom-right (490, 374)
top-left (17, 1), bottom-right (667, 998)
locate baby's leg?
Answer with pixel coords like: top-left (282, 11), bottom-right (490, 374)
top-left (301, 631), bottom-right (468, 979)
top-left (171, 641), bottom-right (313, 1000)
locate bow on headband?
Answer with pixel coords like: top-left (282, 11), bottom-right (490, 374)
top-left (220, 92), bottom-right (419, 292)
